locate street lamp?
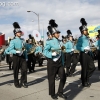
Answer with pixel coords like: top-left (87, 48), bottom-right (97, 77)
top-left (27, 11), bottom-right (40, 32)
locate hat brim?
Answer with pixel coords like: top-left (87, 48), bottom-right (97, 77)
top-left (57, 31), bottom-right (61, 33)
top-left (53, 31), bottom-right (61, 34)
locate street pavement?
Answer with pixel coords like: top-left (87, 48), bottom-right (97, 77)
top-left (0, 60), bottom-right (100, 100)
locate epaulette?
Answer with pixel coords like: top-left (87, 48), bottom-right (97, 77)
top-left (58, 39), bottom-right (62, 42)
top-left (20, 38), bottom-right (24, 40)
top-left (79, 36), bottom-right (82, 38)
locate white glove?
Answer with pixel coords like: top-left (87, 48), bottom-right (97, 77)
top-left (26, 59), bottom-right (28, 61)
top-left (16, 50), bottom-right (23, 56)
top-left (84, 46), bottom-right (91, 51)
top-left (52, 52), bottom-right (57, 56)
top-left (71, 49), bottom-right (74, 51)
top-left (97, 46), bottom-right (99, 50)
top-left (16, 51), bottom-right (21, 53)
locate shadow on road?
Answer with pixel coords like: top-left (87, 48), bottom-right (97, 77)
top-left (63, 68), bottom-right (100, 100)
top-left (27, 75), bottom-right (47, 86)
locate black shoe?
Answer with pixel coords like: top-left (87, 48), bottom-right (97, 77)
top-left (9, 67), bottom-right (11, 70)
top-left (57, 93), bottom-right (67, 99)
top-left (51, 95), bottom-right (58, 100)
top-left (33, 70), bottom-right (36, 72)
top-left (66, 73), bottom-right (69, 77)
top-left (11, 66), bottom-right (13, 70)
top-left (82, 83), bottom-right (91, 87)
top-left (21, 83), bottom-right (28, 88)
top-left (39, 65), bottom-right (42, 67)
top-left (55, 76), bottom-right (60, 81)
top-left (86, 82), bottom-right (91, 86)
top-left (69, 74), bottom-right (73, 77)
top-left (98, 68), bottom-right (100, 71)
top-left (29, 70), bottom-right (32, 73)
top-left (15, 84), bottom-right (21, 88)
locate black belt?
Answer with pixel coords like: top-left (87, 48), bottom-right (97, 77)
top-left (66, 51), bottom-right (74, 55)
top-left (13, 53), bottom-right (24, 57)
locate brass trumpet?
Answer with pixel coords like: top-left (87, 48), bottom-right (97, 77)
top-left (51, 46), bottom-right (66, 54)
top-left (90, 47), bottom-right (97, 52)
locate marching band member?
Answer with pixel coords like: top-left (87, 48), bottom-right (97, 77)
top-left (35, 41), bottom-right (43, 66)
top-left (63, 30), bottom-right (74, 76)
top-left (5, 39), bottom-right (13, 70)
top-left (69, 39), bottom-right (80, 76)
top-left (5, 22), bottom-right (28, 88)
top-left (61, 35), bottom-right (67, 67)
top-left (76, 18), bottom-right (95, 87)
top-left (43, 19), bottom-right (67, 100)
top-left (94, 30), bottom-right (100, 70)
top-left (0, 45), bottom-right (5, 65)
top-left (26, 38), bottom-right (36, 73)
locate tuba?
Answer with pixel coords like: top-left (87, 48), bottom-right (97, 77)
top-left (27, 30), bottom-right (41, 55)
top-left (27, 44), bottom-right (37, 55)
top-left (27, 37), bottom-right (37, 55)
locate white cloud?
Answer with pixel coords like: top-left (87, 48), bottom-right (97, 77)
top-left (0, 0), bottom-right (100, 40)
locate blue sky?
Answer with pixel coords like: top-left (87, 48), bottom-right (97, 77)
top-left (0, 0), bottom-right (100, 40)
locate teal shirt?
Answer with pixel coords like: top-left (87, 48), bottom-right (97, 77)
top-left (76, 35), bottom-right (90, 52)
top-left (43, 37), bottom-right (61, 59)
top-left (74, 45), bottom-right (77, 50)
top-left (94, 40), bottom-right (100, 50)
top-left (35, 46), bottom-right (43, 55)
top-left (64, 40), bottom-right (74, 53)
top-left (25, 43), bottom-right (33, 53)
top-left (5, 36), bottom-right (28, 59)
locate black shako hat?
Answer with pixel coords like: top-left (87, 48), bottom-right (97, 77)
top-left (79, 18), bottom-right (88, 32)
top-left (67, 30), bottom-right (73, 38)
top-left (13, 22), bottom-right (22, 35)
top-left (47, 19), bottom-right (60, 35)
top-left (96, 30), bottom-right (100, 38)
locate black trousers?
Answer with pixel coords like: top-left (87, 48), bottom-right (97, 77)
top-left (13, 55), bottom-right (27, 86)
top-left (97, 50), bottom-right (100, 70)
top-left (70, 53), bottom-right (80, 74)
top-left (7, 54), bottom-right (13, 69)
top-left (65, 53), bottom-right (72, 75)
top-left (6, 54), bottom-right (9, 64)
top-left (36, 53), bottom-right (43, 66)
top-left (0, 54), bottom-right (2, 62)
top-left (47, 57), bottom-right (66, 95)
top-left (27, 53), bottom-right (36, 71)
top-left (80, 52), bottom-right (96, 85)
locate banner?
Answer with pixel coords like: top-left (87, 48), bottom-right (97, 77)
top-left (88, 25), bottom-right (100, 37)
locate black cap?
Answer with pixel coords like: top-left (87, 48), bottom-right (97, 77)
top-left (79, 25), bottom-right (88, 32)
top-left (67, 30), bottom-right (73, 38)
top-left (13, 22), bottom-right (22, 35)
top-left (56, 30), bottom-right (61, 33)
top-left (96, 30), bottom-right (100, 38)
top-left (13, 28), bottom-right (22, 34)
top-left (79, 18), bottom-right (88, 33)
top-left (47, 19), bottom-right (60, 34)
top-left (98, 30), bottom-right (100, 34)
